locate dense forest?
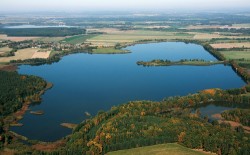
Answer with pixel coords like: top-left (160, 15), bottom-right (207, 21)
top-left (221, 109), bottom-right (250, 126)
top-left (0, 71), bottom-right (47, 116)
top-left (35, 88), bottom-right (249, 155)
top-left (0, 71), bottom-right (47, 149)
top-left (0, 27), bottom-right (86, 37)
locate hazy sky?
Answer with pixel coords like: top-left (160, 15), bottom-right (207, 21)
top-left (1, 0), bottom-right (250, 12)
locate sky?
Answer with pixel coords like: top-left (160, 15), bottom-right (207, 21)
top-left (1, 0), bottom-right (250, 12)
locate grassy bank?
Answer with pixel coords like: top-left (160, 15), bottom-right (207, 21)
top-left (107, 143), bottom-right (213, 155)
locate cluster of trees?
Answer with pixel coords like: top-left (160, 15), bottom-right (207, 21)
top-left (51, 89), bottom-right (250, 155)
top-left (0, 28), bottom-right (86, 37)
top-left (238, 62), bottom-right (250, 69)
top-left (0, 49), bottom-right (17, 57)
top-left (230, 60), bottom-right (250, 81)
top-left (137, 59), bottom-right (171, 66)
top-left (137, 58), bottom-right (222, 67)
top-left (221, 109), bottom-right (250, 126)
top-left (8, 40), bottom-right (33, 49)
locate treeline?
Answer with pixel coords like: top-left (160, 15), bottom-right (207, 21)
top-left (10, 57), bottom-right (60, 65)
top-left (230, 60), bottom-right (250, 82)
top-left (137, 59), bottom-right (223, 67)
top-left (221, 109), bottom-right (250, 126)
top-left (0, 28), bottom-right (86, 37)
top-left (46, 89), bottom-right (250, 155)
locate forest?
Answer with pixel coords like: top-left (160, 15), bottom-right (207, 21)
top-left (33, 88), bottom-right (249, 155)
top-left (0, 28), bottom-right (86, 37)
top-left (0, 71), bottom-right (47, 116)
top-left (0, 71), bottom-right (47, 149)
top-left (221, 109), bottom-right (250, 126)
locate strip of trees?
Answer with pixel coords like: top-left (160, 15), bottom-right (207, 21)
top-left (0, 28), bottom-right (86, 37)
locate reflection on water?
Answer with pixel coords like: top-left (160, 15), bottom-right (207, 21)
top-left (11, 42), bottom-right (245, 141)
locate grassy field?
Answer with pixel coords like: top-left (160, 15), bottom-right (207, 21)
top-left (92, 48), bottom-right (130, 54)
top-left (210, 43), bottom-right (250, 49)
top-left (86, 29), bottom-right (194, 46)
top-left (0, 46), bottom-right (12, 55)
top-left (0, 48), bottom-right (50, 62)
top-left (31, 50), bottom-right (51, 59)
top-left (107, 143), bottom-right (213, 155)
top-left (220, 50), bottom-right (250, 60)
top-left (86, 29), bottom-right (250, 47)
top-left (62, 34), bottom-right (97, 44)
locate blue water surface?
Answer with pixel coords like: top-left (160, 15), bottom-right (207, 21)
top-left (11, 42), bottom-right (245, 141)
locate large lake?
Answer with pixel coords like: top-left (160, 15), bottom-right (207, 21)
top-left (12, 42), bottom-right (245, 142)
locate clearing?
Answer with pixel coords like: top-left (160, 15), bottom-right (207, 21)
top-left (107, 143), bottom-right (214, 155)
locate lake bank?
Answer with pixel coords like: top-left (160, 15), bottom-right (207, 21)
top-left (4, 82), bottom-right (53, 136)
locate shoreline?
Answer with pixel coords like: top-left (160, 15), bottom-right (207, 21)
top-left (4, 82), bottom-right (53, 138)
top-left (137, 60), bottom-right (225, 67)
top-left (1, 39), bottom-right (248, 84)
top-left (1, 39), bottom-right (248, 145)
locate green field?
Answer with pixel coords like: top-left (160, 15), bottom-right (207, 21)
top-left (87, 30), bottom-right (194, 46)
top-left (92, 48), bottom-right (130, 54)
top-left (220, 50), bottom-right (250, 60)
top-left (62, 34), bottom-right (97, 44)
top-left (107, 143), bottom-right (212, 155)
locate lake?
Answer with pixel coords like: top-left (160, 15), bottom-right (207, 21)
top-left (11, 42), bottom-right (246, 142)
